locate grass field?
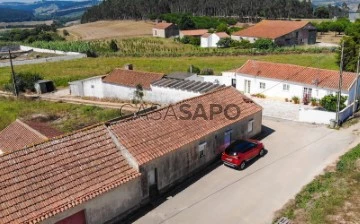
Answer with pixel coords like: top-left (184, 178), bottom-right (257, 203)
top-left (0, 53), bottom-right (339, 88)
top-left (59, 20), bottom-right (155, 40)
top-left (0, 97), bottom-right (123, 132)
top-left (274, 144), bottom-right (360, 224)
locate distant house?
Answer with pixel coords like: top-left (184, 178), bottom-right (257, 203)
top-left (231, 20), bottom-right (317, 46)
top-left (201, 32), bottom-right (230, 48)
top-left (205, 60), bottom-right (359, 105)
top-left (152, 22), bottom-right (179, 38)
top-left (179, 29), bottom-right (208, 38)
top-left (349, 12), bottom-right (360, 22)
top-left (0, 87), bottom-right (262, 224)
top-left (0, 119), bottom-right (62, 154)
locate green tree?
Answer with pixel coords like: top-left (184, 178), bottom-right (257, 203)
top-left (316, 21), bottom-right (330, 34)
top-left (188, 36), bottom-right (200, 46)
top-left (5, 72), bottom-right (43, 93)
top-left (216, 23), bottom-right (228, 33)
top-left (320, 94), bottom-right (347, 112)
top-left (337, 21), bottom-right (360, 72)
top-left (178, 14), bottom-right (195, 30)
top-left (253, 38), bottom-right (276, 50)
top-left (217, 37), bottom-right (232, 48)
top-left (314, 6), bottom-right (330, 18)
top-left (109, 39), bottom-right (118, 52)
top-left (133, 84), bottom-right (144, 104)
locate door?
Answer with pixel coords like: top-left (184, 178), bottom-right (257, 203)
top-left (56, 210), bottom-right (86, 224)
top-left (244, 80), bottom-right (251, 94)
top-left (224, 130), bottom-right (232, 148)
top-left (231, 78), bottom-right (237, 88)
top-left (303, 87), bottom-right (312, 102)
top-left (148, 168), bottom-right (158, 199)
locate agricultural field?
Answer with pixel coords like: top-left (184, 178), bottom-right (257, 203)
top-left (0, 53), bottom-right (338, 88)
top-left (0, 97), bottom-right (124, 133)
top-left (59, 20), bottom-right (155, 40)
top-left (317, 32), bottom-right (344, 44)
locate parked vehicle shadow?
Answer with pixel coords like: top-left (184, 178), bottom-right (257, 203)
top-left (242, 149), bottom-right (269, 170)
top-left (122, 160), bottom-right (223, 224)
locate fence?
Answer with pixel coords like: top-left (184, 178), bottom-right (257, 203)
top-left (299, 103), bottom-right (356, 125)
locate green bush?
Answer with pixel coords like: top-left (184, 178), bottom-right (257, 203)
top-left (5, 72), bottom-right (43, 93)
top-left (187, 65), bottom-right (200, 74)
top-left (217, 37), bottom-right (233, 48)
top-left (320, 94), bottom-right (347, 112)
top-left (109, 39), bottom-right (118, 52)
top-left (254, 38), bottom-right (276, 50)
top-left (200, 68), bottom-right (214, 75)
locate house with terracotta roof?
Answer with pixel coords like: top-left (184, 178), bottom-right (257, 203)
top-left (0, 119), bottom-right (62, 154)
top-left (108, 86), bottom-right (262, 198)
top-left (200, 32), bottom-right (230, 48)
top-left (179, 29), bottom-right (208, 38)
top-left (231, 20), bottom-right (317, 46)
top-left (218, 60), bottom-right (359, 105)
top-left (0, 124), bottom-right (142, 224)
top-left (152, 22), bottom-right (179, 38)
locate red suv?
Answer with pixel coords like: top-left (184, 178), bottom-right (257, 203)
top-left (221, 139), bottom-right (265, 170)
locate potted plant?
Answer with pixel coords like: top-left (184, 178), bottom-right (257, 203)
top-left (292, 96), bottom-right (300, 104)
top-left (311, 97), bottom-right (318, 106)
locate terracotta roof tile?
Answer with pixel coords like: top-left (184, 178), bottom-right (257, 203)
top-left (109, 87), bottom-right (262, 165)
top-left (180, 29), bottom-right (208, 36)
top-left (23, 120), bottom-right (63, 138)
top-left (215, 32), bottom-right (230, 38)
top-left (232, 20), bottom-right (312, 39)
top-left (233, 60), bottom-right (356, 91)
top-left (102, 69), bottom-right (164, 90)
top-left (153, 23), bottom-right (174, 29)
top-left (0, 124), bottom-right (140, 224)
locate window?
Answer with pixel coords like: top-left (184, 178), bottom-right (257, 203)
top-left (154, 30), bottom-right (157, 36)
top-left (198, 142), bottom-right (207, 158)
top-left (259, 82), bottom-right (266, 89)
top-left (248, 119), bottom-right (254, 133)
top-left (283, 84), bottom-right (290, 91)
top-left (91, 85), bottom-right (94, 89)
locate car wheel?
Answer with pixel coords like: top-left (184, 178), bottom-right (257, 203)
top-left (259, 148), bottom-right (265, 157)
top-left (239, 161), bottom-right (246, 170)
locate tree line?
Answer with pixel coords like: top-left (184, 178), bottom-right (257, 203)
top-left (81, 0), bottom-right (314, 23)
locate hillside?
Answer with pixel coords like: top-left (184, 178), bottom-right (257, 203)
top-left (81, 0), bottom-right (313, 23)
top-left (312, 0), bottom-right (359, 11)
top-left (0, 7), bottom-right (34, 22)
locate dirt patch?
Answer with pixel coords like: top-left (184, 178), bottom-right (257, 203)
top-left (60, 20), bottom-right (155, 40)
top-left (317, 32), bottom-right (343, 45)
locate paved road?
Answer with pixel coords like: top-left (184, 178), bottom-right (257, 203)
top-left (132, 118), bottom-right (360, 224)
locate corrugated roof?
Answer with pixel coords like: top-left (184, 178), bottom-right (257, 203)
top-left (233, 60), bottom-right (356, 91)
top-left (0, 124), bottom-right (140, 224)
top-left (232, 20), bottom-right (312, 39)
top-left (152, 78), bottom-right (223, 93)
top-left (102, 69), bottom-right (164, 90)
top-left (109, 87), bottom-right (262, 165)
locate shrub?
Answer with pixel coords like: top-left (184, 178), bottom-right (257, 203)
top-left (251, 93), bottom-right (266, 98)
top-left (5, 72), bottom-right (43, 93)
top-left (63, 29), bottom-right (70, 36)
top-left (109, 39), bottom-right (118, 52)
top-left (311, 97), bottom-right (318, 106)
top-left (200, 68), bottom-right (214, 75)
top-left (189, 36), bottom-right (200, 46)
top-left (292, 96), bottom-right (300, 104)
top-left (254, 38), bottom-right (276, 50)
top-left (320, 94), bottom-right (347, 112)
top-left (187, 65), bottom-right (201, 74)
top-left (217, 37), bottom-right (233, 48)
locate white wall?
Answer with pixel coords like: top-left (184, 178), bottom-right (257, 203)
top-left (221, 72), bottom-right (349, 101)
top-left (231, 36), bottom-right (258, 43)
top-left (149, 85), bottom-right (201, 105)
top-left (153, 28), bottom-right (165, 38)
top-left (299, 108), bottom-right (336, 124)
top-left (69, 77), bottom-right (104, 98)
top-left (200, 75), bottom-right (233, 86)
top-left (201, 34), bottom-right (221, 48)
top-left (20, 45), bottom-right (85, 56)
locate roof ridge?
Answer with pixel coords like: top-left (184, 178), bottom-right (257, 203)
top-left (112, 68), bottom-right (165, 76)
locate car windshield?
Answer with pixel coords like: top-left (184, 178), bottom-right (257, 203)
top-left (225, 140), bottom-right (255, 154)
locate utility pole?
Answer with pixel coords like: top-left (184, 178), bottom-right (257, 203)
top-left (8, 50), bottom-right (18, 97)
top-left (354, 49), bottom-right (360, 114)
top-left (336, 42), bottom-right (344, 125)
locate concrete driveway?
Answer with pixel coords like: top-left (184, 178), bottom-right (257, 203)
top-left (130, 117), bottom-right (360, 224)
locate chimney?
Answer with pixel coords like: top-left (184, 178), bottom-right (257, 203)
top-left (124, 64), bottom-right (133, 70)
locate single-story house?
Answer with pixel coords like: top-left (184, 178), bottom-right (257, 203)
top-left (69, 66), bottom-right (221, 105)
top-left (231, 20), bottom-right (317, 46)
top-left (0, 87), bottom-right (262, 224)
top-left (152, 22), bottom-right (179, 38)
top-left (179, 29), bottom-right (208, 38)
top-left (108, 86), bottom-right (262, 198)
top-left (201, 32), bottom-right (230, 48)
top-left (209, 60), bottom-right (359, 105)
top-left (0, 119), bottom-right (62, 154)
top-left (0, 124), bottom-right (142, 224)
